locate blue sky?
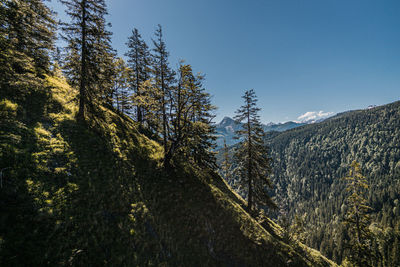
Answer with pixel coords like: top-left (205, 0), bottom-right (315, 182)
top-left (48, 0), bottom-right (400, 123)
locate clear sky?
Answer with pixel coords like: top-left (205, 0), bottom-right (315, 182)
top-left (48, 0), bottom-right (400, 123)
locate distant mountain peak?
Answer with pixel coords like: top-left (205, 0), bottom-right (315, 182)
top-left (214, 116), bottom-right (306, 149)
top-left (295, 111), bottom-right (335, 124)
top-left (218, 116), bottom-right (235, 127)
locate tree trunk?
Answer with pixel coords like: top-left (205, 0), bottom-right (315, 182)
top-left (161, 57), bottom-right (169, 169)
top-left (135, 48), bottom-right (142, 123)
top-left (247, 104), bottom-right (253, 212)
top-left (77, 0), bottom-right (87, 122)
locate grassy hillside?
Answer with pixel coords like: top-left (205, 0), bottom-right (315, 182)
top-left (262, 101), bottom-right (400, 265)
top-left (0, 74), bottom-right (335, 266)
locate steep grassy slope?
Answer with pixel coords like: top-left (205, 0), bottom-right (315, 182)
top-left (263, 101), bottom-right (400, 264)
top-left (0, 75), bottom-right (335, 266)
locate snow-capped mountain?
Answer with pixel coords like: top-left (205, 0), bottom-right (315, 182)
top-left (214, 117), bottom-right (306, 149)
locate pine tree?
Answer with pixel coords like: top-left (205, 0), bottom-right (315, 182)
top-left (94, 35), bottom-right (116, 106)
top-left (166, 62), bottom-right (191, 163)
top-left (111, 57), bottom-right (131, 113)
top-left (151, 24), bottom-right (175, 168)
top-left (343, 161), bottom-right (374, 266)
top-left (60, 0), bottom-right (114, 121)
top-left (233, 89), bottom-right (275, 212)
top-left (125, 28), bottom-right (151, 123)
top-left (133, 79), bottom-right (162, 132)
top-left (167, 62), bottom-right (216, 168)
top-left (185, 70), bottom-right (216, 167)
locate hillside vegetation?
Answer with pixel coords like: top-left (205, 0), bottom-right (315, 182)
top-left (0, 74), bottom-right (336, 266)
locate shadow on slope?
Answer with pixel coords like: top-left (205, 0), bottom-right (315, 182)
top-left (0, 74), bottom-right (336, 266)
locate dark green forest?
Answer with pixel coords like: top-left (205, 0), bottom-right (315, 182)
top-left (218, 102), bottom-right (400, 266)
top-left (0, 0), bottom-right (338, 266)
top-left (268, 102), bottom-right (400, 266)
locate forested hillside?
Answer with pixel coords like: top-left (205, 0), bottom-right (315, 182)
top-left (0, 0), bottom-right (336, 266)
top-left (265, 102), bottom-right (400, 265)
top-left (218, 102), bottom-right (400, 266)
top-left (0, 75), bottom-right (336, 266)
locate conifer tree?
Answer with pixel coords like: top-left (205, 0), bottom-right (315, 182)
top-left (186, 71), bottom-right (216, 167)
top-left (125, 28), bottom-right (151, 123)
top-left (151, 24), bottom-right (175, 168)
top-left (343, 161), bottom-right (373, 266)
top-left (233, 89), bottom-right (275, 212)
top-left (60, 0), bottom-right (114, 121)
top-left (111, 57), bottom-right (131, 113)
top-left (167, 62), bottom-right (216, 168)
top-left (94, 36), bottom-right (116, 106)
top-left (133, 79), bottom-right (162, 132)
top-left (167, 62), bottom-right (192, 162)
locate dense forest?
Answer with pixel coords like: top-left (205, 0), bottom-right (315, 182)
top-left (218, 101), bottom-right (400, 266)
top-left (268, 102), bottom-right (400, 266)
top-left (0, 0), bottom-right (338, 266)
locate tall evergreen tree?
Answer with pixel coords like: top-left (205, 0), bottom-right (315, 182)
top-left (94, 32), bottom-right (116, 106)
top-left (125, 28), bottom-right (151, 123)
top-left (186, 70), bottom-right (216, 167)
top-left (151, 24), bottom-right (175, 168)
top-left (132, 79), bottom-right (162, 132)
top-left (167, 62), bottom-right (192, 162)
top-left (233, 89), bottom-right (275, 212)
top-left (167, 62), bottom-right (216, 168)
top-left (342, 161), bottom-right (373, 266)
top-left (60, 0), bottom-right (114, 121)
top-left (111, 57), bottom-right (131, 113)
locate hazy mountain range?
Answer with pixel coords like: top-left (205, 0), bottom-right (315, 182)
top-left (214, 116), bottom-right (330, 149)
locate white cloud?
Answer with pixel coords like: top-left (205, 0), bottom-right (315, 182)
top-left (296, 111), bottom-right (334, 123)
